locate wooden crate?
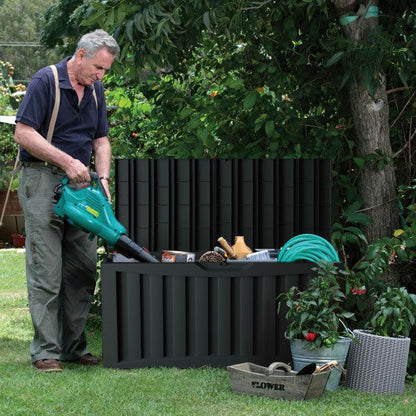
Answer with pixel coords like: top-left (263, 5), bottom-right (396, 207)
top-left (227, 362), bottom-right (329, 401)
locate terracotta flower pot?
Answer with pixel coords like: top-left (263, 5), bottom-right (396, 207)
top-left (11, 233), bottom-right (25, 248)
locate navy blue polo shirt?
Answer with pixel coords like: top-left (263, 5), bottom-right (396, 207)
top-left (16, 57), bottom-right (109, 167)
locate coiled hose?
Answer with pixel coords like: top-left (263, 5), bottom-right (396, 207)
top-left (277, 234), bottom-right (339, 262)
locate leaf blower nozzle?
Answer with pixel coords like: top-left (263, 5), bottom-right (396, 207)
top-left (115, 234), bottom-right (159, 263)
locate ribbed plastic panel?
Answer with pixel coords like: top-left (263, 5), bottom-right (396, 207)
top-left (115, 159), bottom-right (332, 253)
top-left (102, 261), bottom-right (314, 369)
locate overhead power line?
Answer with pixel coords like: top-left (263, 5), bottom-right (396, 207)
top-left (0, 42), bottom-right (42, 47)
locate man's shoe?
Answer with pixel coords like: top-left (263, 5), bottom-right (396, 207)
top-left (34, 359), bottom-right (62, 372)
top-left (75, 353), bottom-right (99, 366)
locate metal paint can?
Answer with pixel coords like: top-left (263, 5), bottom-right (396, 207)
top-left (161, 250), bottom-right (196, 263)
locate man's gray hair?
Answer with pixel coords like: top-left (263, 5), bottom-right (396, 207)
top-left (74, 29), bottom-right (120, 59)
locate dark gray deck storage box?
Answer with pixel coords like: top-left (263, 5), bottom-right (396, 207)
top-left (101, 159), bottom-right (332, 368)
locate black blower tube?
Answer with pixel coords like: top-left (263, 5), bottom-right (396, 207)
top-left (115, 234), bottom-right (159, 263)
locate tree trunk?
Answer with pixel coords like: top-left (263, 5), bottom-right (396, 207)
top-left (332, 0), bottom-right (399, 243)
top-left (349, 76), bottom-right (398, 242)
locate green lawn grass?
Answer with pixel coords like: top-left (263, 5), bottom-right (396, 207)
top-left (1, 249), bottom-right (416, 416)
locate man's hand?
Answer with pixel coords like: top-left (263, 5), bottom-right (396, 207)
top-left (65, 158), bottom-right (91, 183)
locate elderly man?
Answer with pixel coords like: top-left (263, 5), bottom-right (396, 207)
top-left (15, 30), bottom-right (120, 372)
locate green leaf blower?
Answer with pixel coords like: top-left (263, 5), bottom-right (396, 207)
top-left (54, 172), bottom-right (159, 263)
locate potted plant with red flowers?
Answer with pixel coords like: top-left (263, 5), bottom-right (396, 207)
top-left (278, 260), bottom-right (355, 390)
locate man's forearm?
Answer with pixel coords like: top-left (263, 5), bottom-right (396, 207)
top-left (93, 136), bottom-right (112, 198)
top-left (93, 136), bottom-right (111, 176)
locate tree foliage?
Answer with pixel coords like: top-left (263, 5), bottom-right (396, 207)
top-left (89, 1), bottom-right (353, 161)
top-left (40, 2), bottom-right (416, 166)
top-left (41, 0), bottom-right (94, 55)
top-left (40, 1), bottom-right (416, 251)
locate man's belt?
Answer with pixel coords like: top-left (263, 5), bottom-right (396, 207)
top-left (22, 161), bottom-right (65, 174)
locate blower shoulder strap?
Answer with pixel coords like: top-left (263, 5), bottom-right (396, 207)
top-left (92, 86), bottom-right (98, 109)
top-left (46, 64), bottom-right (98, 144)
top-left (47, 65), bottom-right (60, 144)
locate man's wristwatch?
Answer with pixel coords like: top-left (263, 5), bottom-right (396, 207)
top-left (100, 176), bottom-right (110, 184)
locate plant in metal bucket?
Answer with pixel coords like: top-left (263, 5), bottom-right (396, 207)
top-left (279, 260), bottom-right (355, 350)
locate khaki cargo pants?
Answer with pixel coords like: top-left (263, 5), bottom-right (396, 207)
top-left (18, 165), bottom-right (97, 363)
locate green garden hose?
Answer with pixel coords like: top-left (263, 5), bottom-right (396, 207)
top-left (277, 233), bottom-right (339, 262)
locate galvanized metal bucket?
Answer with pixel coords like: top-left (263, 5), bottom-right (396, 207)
top-left (290, 337), bottom-right (352, 391)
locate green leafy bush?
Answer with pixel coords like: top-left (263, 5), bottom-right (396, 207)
top-left (368, 286), bottom-right (416, 338)
top-left (0, 122), bottom-right (18, 191)
top-left (107, 33), bottom-right (349, 162)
